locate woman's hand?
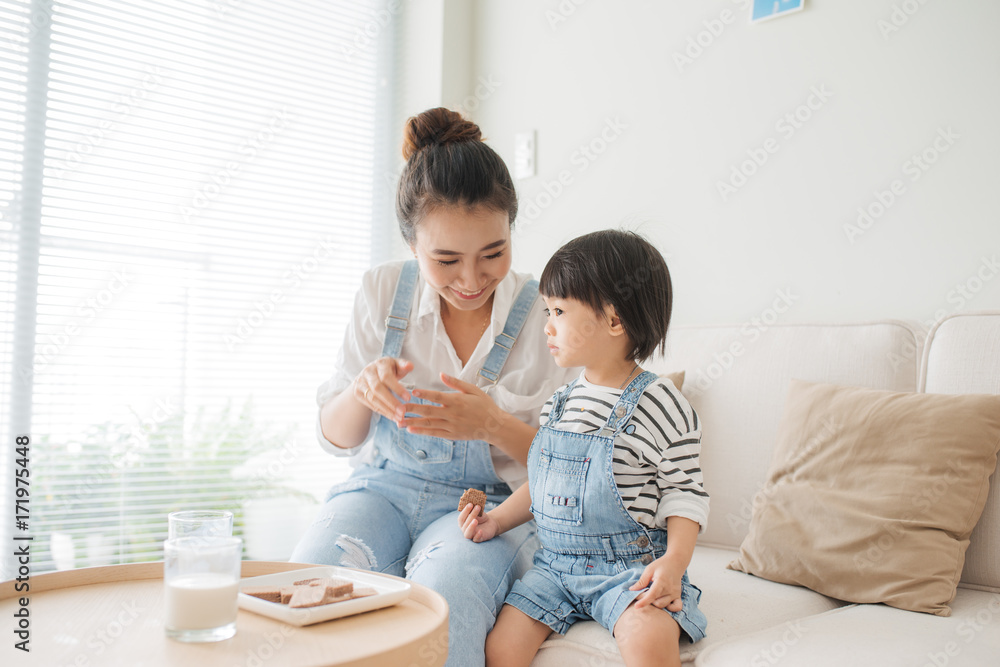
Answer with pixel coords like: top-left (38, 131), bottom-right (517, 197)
top-left (398, 372), bottom-right (500, 441)
top-left (457, 503), bottom-right (501, 543)
top-left (628, 553), bottom-right (686, 612)
top-left (352, 357), bottom-right (414, 424)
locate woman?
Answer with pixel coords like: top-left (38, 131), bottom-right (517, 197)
top-left (290, 107), bottom-right (576, 666)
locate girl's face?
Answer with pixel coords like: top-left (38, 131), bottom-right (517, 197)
top-left (411, 205), bottom-right (512, 314)
top-left (541, 295), bottom-right (620, 369)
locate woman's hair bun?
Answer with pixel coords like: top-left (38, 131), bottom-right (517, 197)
top-left (402, 107), bottom-right (482, 160)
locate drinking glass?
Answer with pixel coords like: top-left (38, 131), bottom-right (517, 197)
top-left (168, 510), bottom-right (233, 540)
top-left (163, 536), bottom-right (243, 642)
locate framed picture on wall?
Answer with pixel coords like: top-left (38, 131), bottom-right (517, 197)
top-left (752, 0), bottom-right (805, 23)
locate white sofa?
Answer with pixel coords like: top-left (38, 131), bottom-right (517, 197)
top-left (533, 311), bottom-right (1000, 666)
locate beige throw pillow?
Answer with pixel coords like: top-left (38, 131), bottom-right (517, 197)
top-left (661, 370), bottom-right (685, 391)
top-left (728, 379), bottom-right (1000, 616)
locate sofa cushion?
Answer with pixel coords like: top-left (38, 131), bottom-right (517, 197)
top-left (530, 546), bottom-right (845, 667)
top-left (663, 370), bottom-right (685, 390)
top-left (650, 322), bottom-right (924, 550)
top-left (695, 588), bottom-right (1000, 667)
top-left (729, 379), bottom-right (1000, 615)
top-left (922, 311), bottom-right (1000, 592)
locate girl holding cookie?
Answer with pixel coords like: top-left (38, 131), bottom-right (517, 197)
top-left (291, 108), bottom-right (576, 666)
top-left (458, 230), bottom-right (709, 667)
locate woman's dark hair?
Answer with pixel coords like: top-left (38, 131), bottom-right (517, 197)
top-left (395, 108), bottom-right (518, 245)
top-left (539, 229), bottom-right (672, 362)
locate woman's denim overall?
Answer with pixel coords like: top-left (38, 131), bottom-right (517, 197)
top-left (505, 371), bottom-right (708, 642)
top-left (291, 260), bottom-right (541, 667)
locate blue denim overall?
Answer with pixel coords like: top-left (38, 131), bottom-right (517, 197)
top-left (505, 370), bottom-right (708, 643)
top-left (290, 260), bottom-right (541, 667)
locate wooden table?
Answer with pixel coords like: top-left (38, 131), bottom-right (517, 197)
top-left (1, 561), bottom-right (448, 666)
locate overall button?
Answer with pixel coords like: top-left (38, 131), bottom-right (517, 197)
top-left (639, 553), bottom-right (654, 565)
top-left (414, 450), bottom-right (427, 460)
top-left (615, 405), bottom-right (627, 418)
top-left (635, 536), bottom-right (650, 548)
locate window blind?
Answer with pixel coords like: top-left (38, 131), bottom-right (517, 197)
top-left (1, 0), bottom-right (393, 577)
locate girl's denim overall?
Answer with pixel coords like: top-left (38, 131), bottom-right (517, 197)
top-left (290, 260), bottom-right (540, 667)
top-left (505, 371), bottom-right (708, 643)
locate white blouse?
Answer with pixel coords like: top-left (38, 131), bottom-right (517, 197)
top-left (316, 260), bottom-right (579, 487)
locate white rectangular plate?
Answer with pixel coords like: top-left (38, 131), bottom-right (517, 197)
top-left (238, 566), bottom-right (411, 627)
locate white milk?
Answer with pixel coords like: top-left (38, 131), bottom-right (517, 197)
top-left (165, 573), bottom-right (239, 630)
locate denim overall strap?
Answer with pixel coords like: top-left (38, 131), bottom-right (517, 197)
top-left (599, 371), bottom-right (660, 438)
top-left (380, 259), bottom-right (419, 359)
top-left (477, 278), bottom-right (539, 385)
top-left (546, 378), bottom-right (579, 424)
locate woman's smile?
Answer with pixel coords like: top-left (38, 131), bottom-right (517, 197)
top-left (451, 285), bottom-right (489, 300)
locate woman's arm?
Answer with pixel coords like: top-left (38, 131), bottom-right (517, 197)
top-left (399, 373), bottom-right (538, 465)
top-left (489, 410), bottom-right (538, 465)
top-left (319, 389), bottom-right (371, 450)
top-left (321, 357), bottom-right (415, 450)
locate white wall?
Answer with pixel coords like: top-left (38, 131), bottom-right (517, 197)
top-left (421, 0), bottom-right (1000, 328)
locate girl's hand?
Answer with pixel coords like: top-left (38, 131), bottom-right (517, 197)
top-left (353, 357), bottom-right (414, 424)
top-left (457, 503), bottom-right (501, 543)
top-left (629, 554), bottom-right (686, 611)
top-left (399, 373), bottom-right (500, 441)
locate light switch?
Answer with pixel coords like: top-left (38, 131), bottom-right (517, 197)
top-left (514, 130), bottom-right (536, 180)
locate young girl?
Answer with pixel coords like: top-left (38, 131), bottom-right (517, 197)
top-left (458, 229), bottom-right (709, 667)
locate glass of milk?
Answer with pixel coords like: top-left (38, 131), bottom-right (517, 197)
top-left (163, 536), bottom-right (243, 642)
top-left (168, 510), bottom-right (234, 540)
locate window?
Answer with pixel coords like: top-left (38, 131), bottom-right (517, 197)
top-left (1, 0), bottom-right (393, 576)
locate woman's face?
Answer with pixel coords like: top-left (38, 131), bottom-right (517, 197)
top-left (411, 205), bottom-right (512, 314)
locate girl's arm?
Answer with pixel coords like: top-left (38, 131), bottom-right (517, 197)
top-left (630, 515), bottom-right (700, 610)
top-left (663, 515), bottom-right (700, 568)
top-left (458, 482), bottom-right (533, 542)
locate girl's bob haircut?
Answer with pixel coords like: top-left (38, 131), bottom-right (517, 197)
top-left (539, 229), bottom-right (672, 362)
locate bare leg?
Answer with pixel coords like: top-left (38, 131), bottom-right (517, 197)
top-left (613, 602), bottom-right (682, 667)
top-left (485, 604), bottom-right (553, 667)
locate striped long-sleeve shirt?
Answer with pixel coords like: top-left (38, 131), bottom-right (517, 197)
top-left (538, 371), bottom-right (709, 532)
